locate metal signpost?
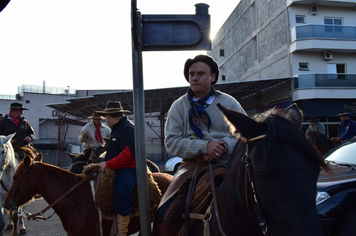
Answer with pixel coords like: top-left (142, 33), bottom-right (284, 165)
top-left (131, 1), bottom-right (211, 235)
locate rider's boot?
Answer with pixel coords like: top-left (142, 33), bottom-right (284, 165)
top-left (117, 214), bottom-right (130, 236)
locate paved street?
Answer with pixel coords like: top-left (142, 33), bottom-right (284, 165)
top-left (3, 197), bottom-right (66, 236)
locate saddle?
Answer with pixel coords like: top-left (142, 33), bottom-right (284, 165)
top-left (164, 164), bottom-right (226, 234)
top-left (13, 144), bottom-right (36, 161)
top-left (83, 164), bottom-right (162, 220)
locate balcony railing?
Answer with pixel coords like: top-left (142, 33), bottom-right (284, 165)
top-left (19, 84), bottom-right (76, 95)
top-left (294, 25), bottom-right (356, 41)
top-left (294, 74), bottom-right (356, 89)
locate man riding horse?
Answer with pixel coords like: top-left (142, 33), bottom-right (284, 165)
top-left (78, 111), bottom-right (111, 157)
top-left (0, 102), bottom-right (36, 159)
top-left (97, 101), bottom-right (136, 236)
top-left (152, 55), bottom-right (246, 235)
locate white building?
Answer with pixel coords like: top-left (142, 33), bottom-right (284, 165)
top-left (209, 0), bottom-right (356, 137)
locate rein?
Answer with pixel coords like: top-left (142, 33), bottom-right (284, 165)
top-left (185, 157), bottom-right (228, 236)
top-left (243, 134), bottom-right (274, 236)
top-left (13, 163), bottom-right (99, 221)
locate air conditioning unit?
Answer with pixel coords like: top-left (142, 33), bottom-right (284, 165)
top-left (311, 5), bottom-right (318, 15)
top-left (324, 52), bottom-right (333, 60)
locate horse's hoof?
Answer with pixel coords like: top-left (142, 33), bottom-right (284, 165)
top-left (19, 229), bottom-right (27, 234)
top-left (5, 224), bottom-right (13, 230)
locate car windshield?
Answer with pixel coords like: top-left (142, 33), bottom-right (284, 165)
top-left (325, 137), bottom-right (356, 165)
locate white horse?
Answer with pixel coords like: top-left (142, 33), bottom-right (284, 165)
top-left (0, 133), bottom-right (26, 236)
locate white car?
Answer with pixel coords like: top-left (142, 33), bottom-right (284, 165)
top-left (165, 157), bottom-right (182, 173)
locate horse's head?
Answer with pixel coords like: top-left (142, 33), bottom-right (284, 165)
top-left (4, 153), bottom-right (42, 210)
top-left (217, 103), bottom-right (329, 236)
top-left (67, 150), bottom-right (91, 174)
top-left (0, 133), bottom-right (16, 177)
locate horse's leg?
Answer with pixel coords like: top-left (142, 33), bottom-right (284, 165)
top-left (17, 207), bottom-right (26, 235)
top-left (5, 212), bottom-right (13, 230)
top-left (10, 210), bottom-right (18, 236)
top-left (0, 210), bottom-right (5, 236)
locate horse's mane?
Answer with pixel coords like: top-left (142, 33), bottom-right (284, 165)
top-left (254, 109), bottom-right (332, 174)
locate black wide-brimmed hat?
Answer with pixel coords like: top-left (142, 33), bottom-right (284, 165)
top-left (183, 54), bottom-right (219, 85)
top-left (307, 117), bottom-right (319, 122)
top-left (97, 101), bottom-right (130, 115)
top-left (6, 102), bottom-right (29, 110)
top-left (336, 111), bottom-right (351, 116)
top-left (88, 111), bottom-right (104, 119)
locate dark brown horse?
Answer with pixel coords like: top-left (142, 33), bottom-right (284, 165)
top-left (4, 153), bottom-right (172, 236)
top-left (160, 104), bottom-right (332, 236)
top-left (306, 130), bottom-right (336, 157)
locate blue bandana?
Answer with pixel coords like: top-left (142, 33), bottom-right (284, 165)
top-left (187, 88), bottom-right (215, 139)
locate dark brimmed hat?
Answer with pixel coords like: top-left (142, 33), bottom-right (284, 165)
top-left (6, 102), bottom-right (29, 110)
top-left (336, 111), bottom-right (351, 116)
top-left (307, 117), bottom-right (319, 122)
top-left (88, 111), bottom-right (104, 119)
top-left (184, 55), bottom-right (219, 85)
top-left (97, 101), bottom-right (130, 115)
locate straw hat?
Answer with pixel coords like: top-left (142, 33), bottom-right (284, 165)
top-left (97, 101), bottom-right (130, 115)
top-left (88, 111), bottom-right (104, 119)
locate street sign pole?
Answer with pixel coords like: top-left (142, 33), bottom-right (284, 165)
top-left (131, 1), bottom-right (211, 235)
top-left (131, 1), bottom-right (152, 235)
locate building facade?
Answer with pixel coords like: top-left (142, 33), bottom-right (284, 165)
top-left (209, 0), bottom-right (356, 137)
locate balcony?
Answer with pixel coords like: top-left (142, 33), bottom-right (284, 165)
top-left (292, 73), bottom-right (356, 101)
top-left (294, 73), bottom-right (356, 89)
top-left (290, 25), bottom-right (356, 52)
top-left (287, 0), bottom-right (356, 8)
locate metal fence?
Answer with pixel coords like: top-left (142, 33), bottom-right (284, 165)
top-left (294, 74), bottom-right (356, 89)
top-left (295, 25), bottom-right (356, 41)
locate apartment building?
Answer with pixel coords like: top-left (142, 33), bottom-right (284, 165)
top-left (209, 0), bottom-right (356, 137)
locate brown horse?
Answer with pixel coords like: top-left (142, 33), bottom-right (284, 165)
top-left (306, 130), bottom-right (336, 157)
top-left (4, 153), bottom-right (172, 236)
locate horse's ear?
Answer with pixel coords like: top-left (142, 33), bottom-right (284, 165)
top-left (66, 152), bottom-right (76, 162)
top-left (282, 103), bottom-right (303, 129)
top-left (23, 155), bottom-right (32, 168)
top-left (217, 103), bottom-right (258, 139)
top-left (34, 153), bottom-right (43, 162)
top-left (4, 133), bottom-right (16, 144)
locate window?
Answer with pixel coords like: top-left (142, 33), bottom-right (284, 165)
top-left (324, 17), bottom-right (343, 33)
top-left (299, 63), bottom-right (309, 71)
top-left (220, 49), bottom-right (225, 57)
top-left (222, 75), bottom-right (226, 81)
top-left (327, 63), bottom-right (346, 79)
top-left (296, 15), bottom-right (305, 24)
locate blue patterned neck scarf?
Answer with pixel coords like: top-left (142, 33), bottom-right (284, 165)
top-left (187, 88), bottom-right (215, 139)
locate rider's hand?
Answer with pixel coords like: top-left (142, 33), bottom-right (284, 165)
top-left (99, 161), bottom-right (106, 169)
top-left (206, 141), bottom-right (226, 160)
top-left (23, 136), bottom-right (31, 143)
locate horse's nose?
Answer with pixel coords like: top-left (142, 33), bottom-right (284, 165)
top-left (3, 199), bottom-right (17, 211)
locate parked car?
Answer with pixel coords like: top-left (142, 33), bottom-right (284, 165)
top-left (165, 157), bottom-right (182, 173)
top-left (317, 136), bottom-right (356, 236)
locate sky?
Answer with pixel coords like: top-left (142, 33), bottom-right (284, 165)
top-left (0, 0), bottom-right (240, 96)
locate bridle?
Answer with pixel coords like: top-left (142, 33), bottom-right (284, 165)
top-left (243, 134), bottom-right (274, 236)
top-left (9, 161), bottom-right (99, 220)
